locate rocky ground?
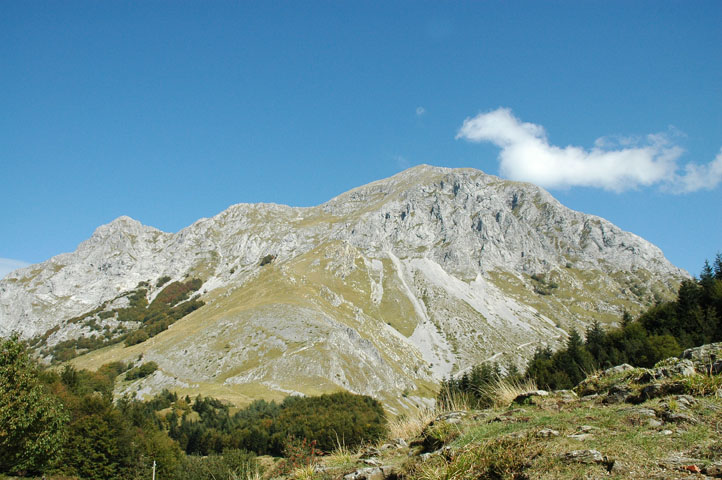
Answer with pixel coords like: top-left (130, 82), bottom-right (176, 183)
top-left (269, 343), bottom-right (722, 480)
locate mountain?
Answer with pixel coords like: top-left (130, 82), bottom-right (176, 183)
top-left (0, 165), bottom-right (687, 409)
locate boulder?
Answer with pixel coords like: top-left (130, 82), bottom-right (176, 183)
top-left (662, 412), bottom-right (699, 424)
top-left (681, 342), bottom-right (722, 365)
top-left (344, 466), bottom-right (398, 480)
top-left (637, 359), bottom-right (696, 383)
top-left (608, 460), bottom-right (630, 474)
top-left (433, 411), bottom-right (470, 424)
top-left (536, 428), bottom-right (559, 438)
top-left (674, 395), bottom-right (695, 409)
top-left (639, 383), bottom-right (664, 402)
top-left (623, 407), bottom-right (656, 417)
top-left (659, 359), bottom-right (696, 378)
top-left (603, 385), bottom-right (633, 404)
top-left (604, 363), bottom-right (634, 375)
top-left (559, 449), bottom-right (605, 464)
top-left (512, 390), bottom-right (549, 404)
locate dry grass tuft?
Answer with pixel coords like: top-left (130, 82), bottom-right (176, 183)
top-left (228, 465), bottom-right (263, 480)
top-left (481, 376), bottom-right (539, 408)
top-left (242, 468), bottom-right (263, 480)
top-left (409, 461), bottom-right (448, 480)
top-left (403, 434), bottom-right (542, 480)
top-left (389, 383), bottom-right (482, 441)
top-left (290, 464), bottom-right (317, 480)
top-left (388, 406), bottom-right (436, 439)
top-left (437, 383), bottom-right (476, 412)
top-left (324, 438), bottom-right (357, 469)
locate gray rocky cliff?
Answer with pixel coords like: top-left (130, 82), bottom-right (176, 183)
top-left (0, 165), bottom-right (688, 407)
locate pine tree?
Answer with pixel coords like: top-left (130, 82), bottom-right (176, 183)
top-left (701, 260), bottom-right (714, 282)
top-left (621, 309), bottom-right (633, 328)
top-left (713, 253), bottom-right (722, 280)
top-left (700, 260), bottom-right (716, 302)
top-left (585, 320), bottom-right (608, 367)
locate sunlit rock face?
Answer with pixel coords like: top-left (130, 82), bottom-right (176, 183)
top-left (0, 165), bottom-right (687, 407)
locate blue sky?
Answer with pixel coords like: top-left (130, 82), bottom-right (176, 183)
top-left (1, 1), bottom-right (720, 278)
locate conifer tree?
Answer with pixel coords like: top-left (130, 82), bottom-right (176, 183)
top-left (713, 253), bottom-right (722, 280)
top-left (585, 320), bottom-right (608, 367)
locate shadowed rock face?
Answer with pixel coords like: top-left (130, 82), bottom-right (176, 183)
top-left (0, 165), bottom-right (688, 405)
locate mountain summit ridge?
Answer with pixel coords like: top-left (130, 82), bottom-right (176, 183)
top-left (0, 165), bottom-right (687, 407)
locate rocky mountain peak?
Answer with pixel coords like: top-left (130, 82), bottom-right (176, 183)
top-left (0, 165), bottom-right (689, 408)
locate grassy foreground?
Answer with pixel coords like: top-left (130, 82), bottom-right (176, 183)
top-left (269, 365), bottom-right (722, 480)
top-left (3, 347), bottom-right (721, 479)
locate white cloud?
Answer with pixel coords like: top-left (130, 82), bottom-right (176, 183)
top-left (416, 106), bottom-right (426, 116)
top-left (0, 258), bottom-right (30, 279)
top-left (673, 148), bottom-right (722, 193)
top-left (456, 107), bottom-right (722, 193)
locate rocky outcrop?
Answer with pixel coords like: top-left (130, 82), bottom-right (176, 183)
top-left (576, 343), bottom-right (722, 407)
top-left (682, 343), bottom-right (722, 374)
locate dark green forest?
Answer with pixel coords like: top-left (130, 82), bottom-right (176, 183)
top-left (0, 340), bottom-right (386, 479)
top-left (440, 254), bottom-right (722, 405)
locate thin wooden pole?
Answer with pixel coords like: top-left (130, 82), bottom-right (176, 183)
top-left (152, 460), bottom-right (156, 480)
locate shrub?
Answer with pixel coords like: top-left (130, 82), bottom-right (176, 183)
top-left (274, 392), bottom-right (387, 452)
top-left (274, 437), bottom-right (323, 475)
top-left (124, 329), bottom-right (149, 346)
top-left (681, 373), bottom-right (722, 396)
top-left (125, 362), bottom-right (158, 381)
top-left (0, 337), bottom-right (68, 475)
top-left (151, 279), bottom-right (203, 308)
top-left (260, 254), bottom-right (276, 266)
top-left (177, 450), bottom-right (260, 480)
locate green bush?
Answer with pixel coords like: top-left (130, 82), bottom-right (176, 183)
top-left (151, 279), bottom-right (202, 307)
top-left (177, 450), bottom-right (260, 480)
top-left (124, 329), bottom-right (149, 346)
top-left (260, 254), bottom-right (276, 266)
top-left (0, 337), bottom-right (68, 475)
top-left (125, 362), bottom-right (158, 381)
top-left (169, 392), bottom-right (387, 457)
top-left (274, 392), bottom-right (387, 452)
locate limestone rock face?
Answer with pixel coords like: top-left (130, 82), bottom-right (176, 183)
top-left (0, 165), bottom-right (687, 406)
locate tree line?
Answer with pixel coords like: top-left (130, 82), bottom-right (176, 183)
top-left (167, 391), bottom-right (386, 457)
top-left (0, 338), bottom-right (387, 479)
top-left (440, 254), bottom-right (722, 403)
